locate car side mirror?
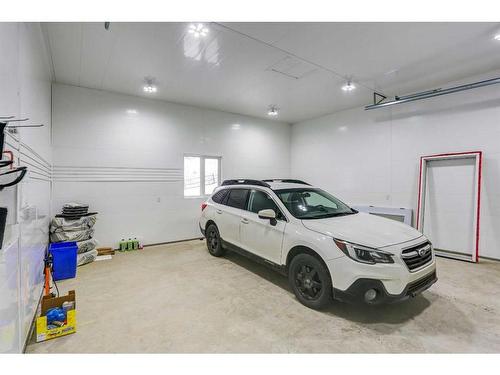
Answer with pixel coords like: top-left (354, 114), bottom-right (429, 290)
top-left (258, 209), bottom-right (277, 226)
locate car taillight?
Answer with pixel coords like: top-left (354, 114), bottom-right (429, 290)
top-left (201, 202), bottom-right (208, 211)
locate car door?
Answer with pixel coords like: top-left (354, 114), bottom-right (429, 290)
top-left (239, 189), bottom-right (287, 264)
top-left (215, 188), bottom-right (249, 248)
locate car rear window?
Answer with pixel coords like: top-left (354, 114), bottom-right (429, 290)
top-left (225, 189), bottom-right (249, 210)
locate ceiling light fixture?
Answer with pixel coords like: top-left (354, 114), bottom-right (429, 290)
top-left (341, 80), bottom-right (356, 92)
top-left (188, 23), bottom-right (209, 38)
top-left (494, 34), bottom-right (500, 41)
top-left (143, 78), bottom-right (157, 94)
top-left (143, 85), bottom-right (157, 93)
top-left (267, 106), bottom-right (279, 117)
top-left (126, 109), bottom-right (138, 115)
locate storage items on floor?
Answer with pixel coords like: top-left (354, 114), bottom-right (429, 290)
top-left (77, 249), bottom-right (98, 266)
top-left (61, 202), bottom-right (89, 216)
top-left (36, 290), bottom-right (76, 342)
top-left (50, 202), bottom-right (99, 268)
top-left (49, 242), bottom-right (78, 281)
top-left (97, 247), bottom-right (115, 255)
top-left (119, 238), bottom-right (142, 251)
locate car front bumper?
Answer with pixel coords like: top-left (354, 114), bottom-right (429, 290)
top-left (332, 270), bottom-right (437, 304)
top-left (326, 236), bottom-right (437, 304)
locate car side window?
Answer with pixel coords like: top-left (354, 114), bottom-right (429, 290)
top-left (225, 189), bottom-right (249, 209)
top-left (247, 190), bottom-right (285, 220)
top-left (211, 189), bottom-right (229, 204)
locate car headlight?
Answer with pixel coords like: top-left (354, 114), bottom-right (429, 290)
top-left (333, 238), bottom-right (394, 264)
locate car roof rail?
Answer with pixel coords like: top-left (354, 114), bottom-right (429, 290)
top-left (262, 179), bottom-right (311, 186)
top-left (221, 179), bottom-right (271, 188)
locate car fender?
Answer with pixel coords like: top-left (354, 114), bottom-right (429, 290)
top-left (281, 223), bottom-right (344, 264)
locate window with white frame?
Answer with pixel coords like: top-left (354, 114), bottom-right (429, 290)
top-left (184, 155), bottom-right (221, 197)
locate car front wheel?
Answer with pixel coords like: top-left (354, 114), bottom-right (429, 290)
top-left (289, 253), bottom-right (332, 310)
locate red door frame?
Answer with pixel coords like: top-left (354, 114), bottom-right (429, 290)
top-left (416, 151), bottom-right (482, 262)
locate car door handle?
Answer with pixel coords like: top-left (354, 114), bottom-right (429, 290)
top-left (216, 209), bottom-right (222, 214)
top-left (241, 218), bottom-right (249, 224)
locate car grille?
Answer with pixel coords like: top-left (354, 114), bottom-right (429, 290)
top-left (401, 241), bottom-right (433, 271)
top-left (406, 271), bottom-right (437, 297)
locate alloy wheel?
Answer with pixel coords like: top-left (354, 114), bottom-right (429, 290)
top-left (207, 228), bottom-right (218, 252)
top-left (295, 264), bottom-right (323, 300)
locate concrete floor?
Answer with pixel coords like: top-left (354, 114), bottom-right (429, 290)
top-left (27, 239), bottom-right (500, 353)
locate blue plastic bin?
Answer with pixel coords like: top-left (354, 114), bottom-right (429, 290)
top-left (49, 241), bottom-right (78, 281)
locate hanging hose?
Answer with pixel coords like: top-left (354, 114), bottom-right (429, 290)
top-left (51, 268), bottom-right (60, 297)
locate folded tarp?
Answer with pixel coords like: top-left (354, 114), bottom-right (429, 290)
top-left (50, 215), bottom-right (97, 233)
top-left (50, 228), bottom-right (94, 243)
top-left (76, 238), bottom-right (98, 254)
top-left (77, 249), bottom-right (98, 266)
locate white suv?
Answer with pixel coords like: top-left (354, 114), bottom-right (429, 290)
top-left (199, 179), bottom-right (437, 310)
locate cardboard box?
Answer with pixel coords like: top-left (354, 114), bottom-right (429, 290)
top-left (36, 290), bottom-right (76, 342)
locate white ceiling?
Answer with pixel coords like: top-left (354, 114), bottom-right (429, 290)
top-left (45, 22), bottom-right (500, 123)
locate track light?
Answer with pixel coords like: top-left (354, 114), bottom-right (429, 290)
top-left (143, 78), bottom-right (157, 94)
top-left (188, 23), bottom-right (209, 38)
top-left (143, 85), bottom-right (157, 93)
top-left (494, 34), bottom-right (500, 41)
top-left (341, 80), bottom-right (356, 92)
top-left (267, 106), bottom-right (279, 117)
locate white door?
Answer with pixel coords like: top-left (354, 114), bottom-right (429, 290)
top-left (216, 188), bottom-right (249, 248)
top-left (239, 189), bottom-right (286, 264)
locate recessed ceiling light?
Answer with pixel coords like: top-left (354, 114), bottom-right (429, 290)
top-left (143, 78), bottom-right (157, 94)
top-left (188, 23), bottom-right (209, 38)
top-left (341, 81), bottom-right (356, 92)
top-left (231, 124), bottom-right (241, 130)
top-left (267, 106), bottom-right (279, 116)
top-left (494, 34), bottom-right (500, 41)
top-left (126, 109), bottom-right (138, 115)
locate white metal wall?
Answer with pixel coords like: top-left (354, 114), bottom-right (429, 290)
top-left (291, 70), bottom-right (500, 260)
top-left (51, 84), bottom-right (291, 247)
top-left (0, 23), bottom-right (52, 353)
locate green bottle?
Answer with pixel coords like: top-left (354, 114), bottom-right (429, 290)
top-left (133, 238), bottom-right (139, 250)
top-left (127, 238), bottom-right (133, 251)
top-left (119, 239), bottom-right (127, 252)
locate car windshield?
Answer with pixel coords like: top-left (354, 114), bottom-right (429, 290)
top-left (275, 188), bottom-right (357, 220)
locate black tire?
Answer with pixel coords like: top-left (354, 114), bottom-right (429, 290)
top-left (205, 224), bottom-right (226, 257)
top-left (288, 253), bottom-right (332, 310)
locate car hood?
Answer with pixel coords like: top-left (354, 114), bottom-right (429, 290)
top-left (301, 212), bottom-right (423, 248)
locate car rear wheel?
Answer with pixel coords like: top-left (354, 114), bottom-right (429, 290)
top-left (289, 253), bottom-right (332, 310)
top-left (205, 224), bottom-right (226, 257)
